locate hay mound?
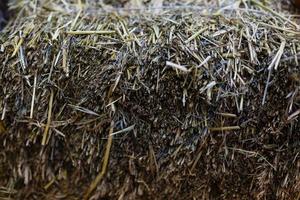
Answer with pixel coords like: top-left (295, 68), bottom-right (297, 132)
top-left (0, 1), bottom-right (299, 199)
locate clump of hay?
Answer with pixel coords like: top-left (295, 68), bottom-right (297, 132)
top-left (0, 0), bottom-right (299, 199)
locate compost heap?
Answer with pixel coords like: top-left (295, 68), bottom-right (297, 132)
top-left (0, 0), bottom-right (299, 199)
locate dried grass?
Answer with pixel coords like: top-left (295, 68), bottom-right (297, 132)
top-left (0, 0), bottom-right (299, 199)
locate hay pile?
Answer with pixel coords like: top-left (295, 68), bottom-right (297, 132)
top-left (0, 0), bottom-right (299, 199)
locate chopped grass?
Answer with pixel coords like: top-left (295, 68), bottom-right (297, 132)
top-left (0, 0), bottom-right (299, 199)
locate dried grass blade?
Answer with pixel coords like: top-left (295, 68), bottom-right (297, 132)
top-left (209, 126), bottom-right (240, 132)
top-left (263, 39), bottom-right (286, 105)
top-left (42, 90), bottom-right (54, 145)
top-left (84, 121), bottom-right (114, 200)
top-left (110, 124), bottom-right (135, 136)
top-left (30, 71), bottom-right (37, 119)
top-left (185, 27), bottom-right (208, 43)
top-left (166, 61), bottom-right (190, 73)
top-left (66, 30), bottom-right (115, 35)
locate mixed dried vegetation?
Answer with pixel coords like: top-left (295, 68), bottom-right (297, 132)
top-left (0, 0), bottom-right (299, 199)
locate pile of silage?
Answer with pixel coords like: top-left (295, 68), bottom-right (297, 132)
top-left (0, 0), bottom-right (300, 199)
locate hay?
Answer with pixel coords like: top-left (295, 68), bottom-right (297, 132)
top-left (0, 0), bottom-right (300, 199)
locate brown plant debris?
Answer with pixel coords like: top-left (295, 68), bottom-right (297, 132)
top-left (0, 0), bottom-right (299, 199)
